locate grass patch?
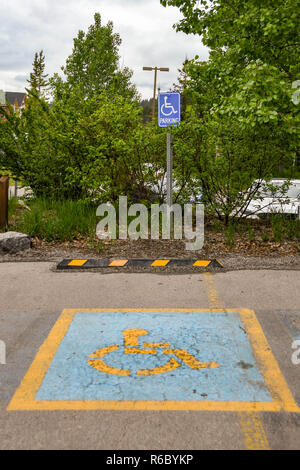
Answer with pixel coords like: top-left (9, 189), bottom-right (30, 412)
top-left (8, 196), bottom-right (19, 218)
top-left (247, 226), bottom-right (255, 242)
top-left (12, 198), bottom-right (98, 242)
top-left (7, 199), bottom-right (300, 251)
top-left (270, 214), bottom-right (300, 242)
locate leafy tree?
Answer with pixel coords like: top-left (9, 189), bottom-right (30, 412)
top-left (172, 115), bottom-right (291, 224)
top-left (0, 12), bottom-right (151, 200)
top-left (172, 58), bottom-right (193, 121)
top-left (161, 0), bottom-right (299, 70)
top-left (0, 89), bottom-right (165, 201)
top-left (161, 1), bottom-right (299, 126)
top-left (27, 50), bottom-right (49, 97)
top-left (55, 12), bottom-right (138, 101)
top-left (161, 0), bottom-right (300, 212)
top-left (0, 13), bottom-right (165, 202)
top-left (140, 98), bottom-right (154, 123)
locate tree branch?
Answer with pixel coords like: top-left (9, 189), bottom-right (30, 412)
top-left (222, 0), bottom-right (240, 17)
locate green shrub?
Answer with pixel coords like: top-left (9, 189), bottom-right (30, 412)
top-left (0, 92), bottom-right (166, 203)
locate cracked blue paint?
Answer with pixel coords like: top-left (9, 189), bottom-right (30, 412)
top-left (35, 311), bottom-right (272, 402)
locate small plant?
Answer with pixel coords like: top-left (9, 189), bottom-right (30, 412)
top-left (295, 220), bottom-right (300, 241)
top-left (8, 197), bottom-right (19, 218)
top-left (213, 220), bottom-right (222, 233)
top-left (89, 240), bottom-right (105, 253)
top-left (262, 232), bottom-right (269, 242)
top-left (236, 222), bottom-right (247, 237)
top-left (285, 217), bottom-right (300, 240)
top-left (271, 215), bottom-right (285, 243)
top-left (247, 226), bottom-right (255, 242)
top-left (225, 222), bottom-right (235, 247)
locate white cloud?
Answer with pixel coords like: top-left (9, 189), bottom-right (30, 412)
top-left (0, 0), bottom-right (209, 98)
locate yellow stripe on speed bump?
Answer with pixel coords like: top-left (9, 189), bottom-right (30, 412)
top-left (194, 260), bottom-right (211, 267)
top-left (109, 260), bottom-right (128, 267)
top-left (68, 260), bottom-right (87, 267)
top-left (151, 260), bottom-right (170, 267)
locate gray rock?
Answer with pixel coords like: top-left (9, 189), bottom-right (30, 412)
top-left (0, 231), bottom-right (31, 254)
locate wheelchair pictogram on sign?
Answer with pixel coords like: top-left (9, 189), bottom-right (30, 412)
top-left (88, 328), bottom-right (219, 376)
top-left (161, 96), bottom-right (178, 116)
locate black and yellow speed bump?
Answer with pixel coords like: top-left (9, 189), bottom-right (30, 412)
top-left (57, 259), bottom-right (223, 270)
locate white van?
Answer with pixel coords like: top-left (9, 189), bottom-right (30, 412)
top-left (246, 179), bottom-right (300, 217)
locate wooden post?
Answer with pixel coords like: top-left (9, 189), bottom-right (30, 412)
top-left (0, 176), bottom-right (9, 230)
top-left (152, 67), bottom-right (158, 124)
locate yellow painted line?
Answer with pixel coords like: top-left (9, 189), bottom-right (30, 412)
top-left (6, 399), bottom-right (288, 412)
top-left (68, 260), bottom-right (87, 267)
top-left (7, 309), bottom-right (74, 410)
top-left (151, 260), bottom-right (170, 267)
top-left (203, 273), bottom-right (273, 450)
top-left (193, 260), bottom-right (211, 267)
top-left (238, 411), bottom-right (270, 450)
top-left (109, 260), bottom-right (128, 267)
top-left (240, 308), bottom-right (300, 413)
top-left (7, 308), bottom-right (300, 413)
top-left (203, 272), bottom-right (223, 309)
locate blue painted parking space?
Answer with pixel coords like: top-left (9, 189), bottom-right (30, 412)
top-left (36, 311), bottom-right (271, 402)
top-left (8, 309), bottom-right (299, 412)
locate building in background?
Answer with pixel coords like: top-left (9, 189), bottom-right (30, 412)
top-left (0, 90), bottom-right (26, 119)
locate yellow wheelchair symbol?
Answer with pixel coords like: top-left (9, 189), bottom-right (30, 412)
top-left (88, 328), bottom-right (219, 377)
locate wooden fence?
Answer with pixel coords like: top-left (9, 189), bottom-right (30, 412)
top-left (0, 176), bottom-right (9, 230)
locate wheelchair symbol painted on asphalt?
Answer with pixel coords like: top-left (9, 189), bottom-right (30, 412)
top-left (88, 328), bottom-right (219, 376)
top-left (9, 310), bottom-right (298, 411)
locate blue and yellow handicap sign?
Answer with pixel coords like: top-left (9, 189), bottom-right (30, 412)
top-left (7, 309), bottom-right (299, 412)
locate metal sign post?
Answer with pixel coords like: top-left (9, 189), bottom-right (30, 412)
top-left (166, 132), bottom-right (173, 229)
top-left (166, 132), bottom-right (173, 208)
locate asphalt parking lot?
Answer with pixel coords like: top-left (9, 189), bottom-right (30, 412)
top-left (0, 262), bottom-right (299, 449)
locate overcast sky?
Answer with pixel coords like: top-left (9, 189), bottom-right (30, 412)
top-left (0, 0), bottom-right (208, 99)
